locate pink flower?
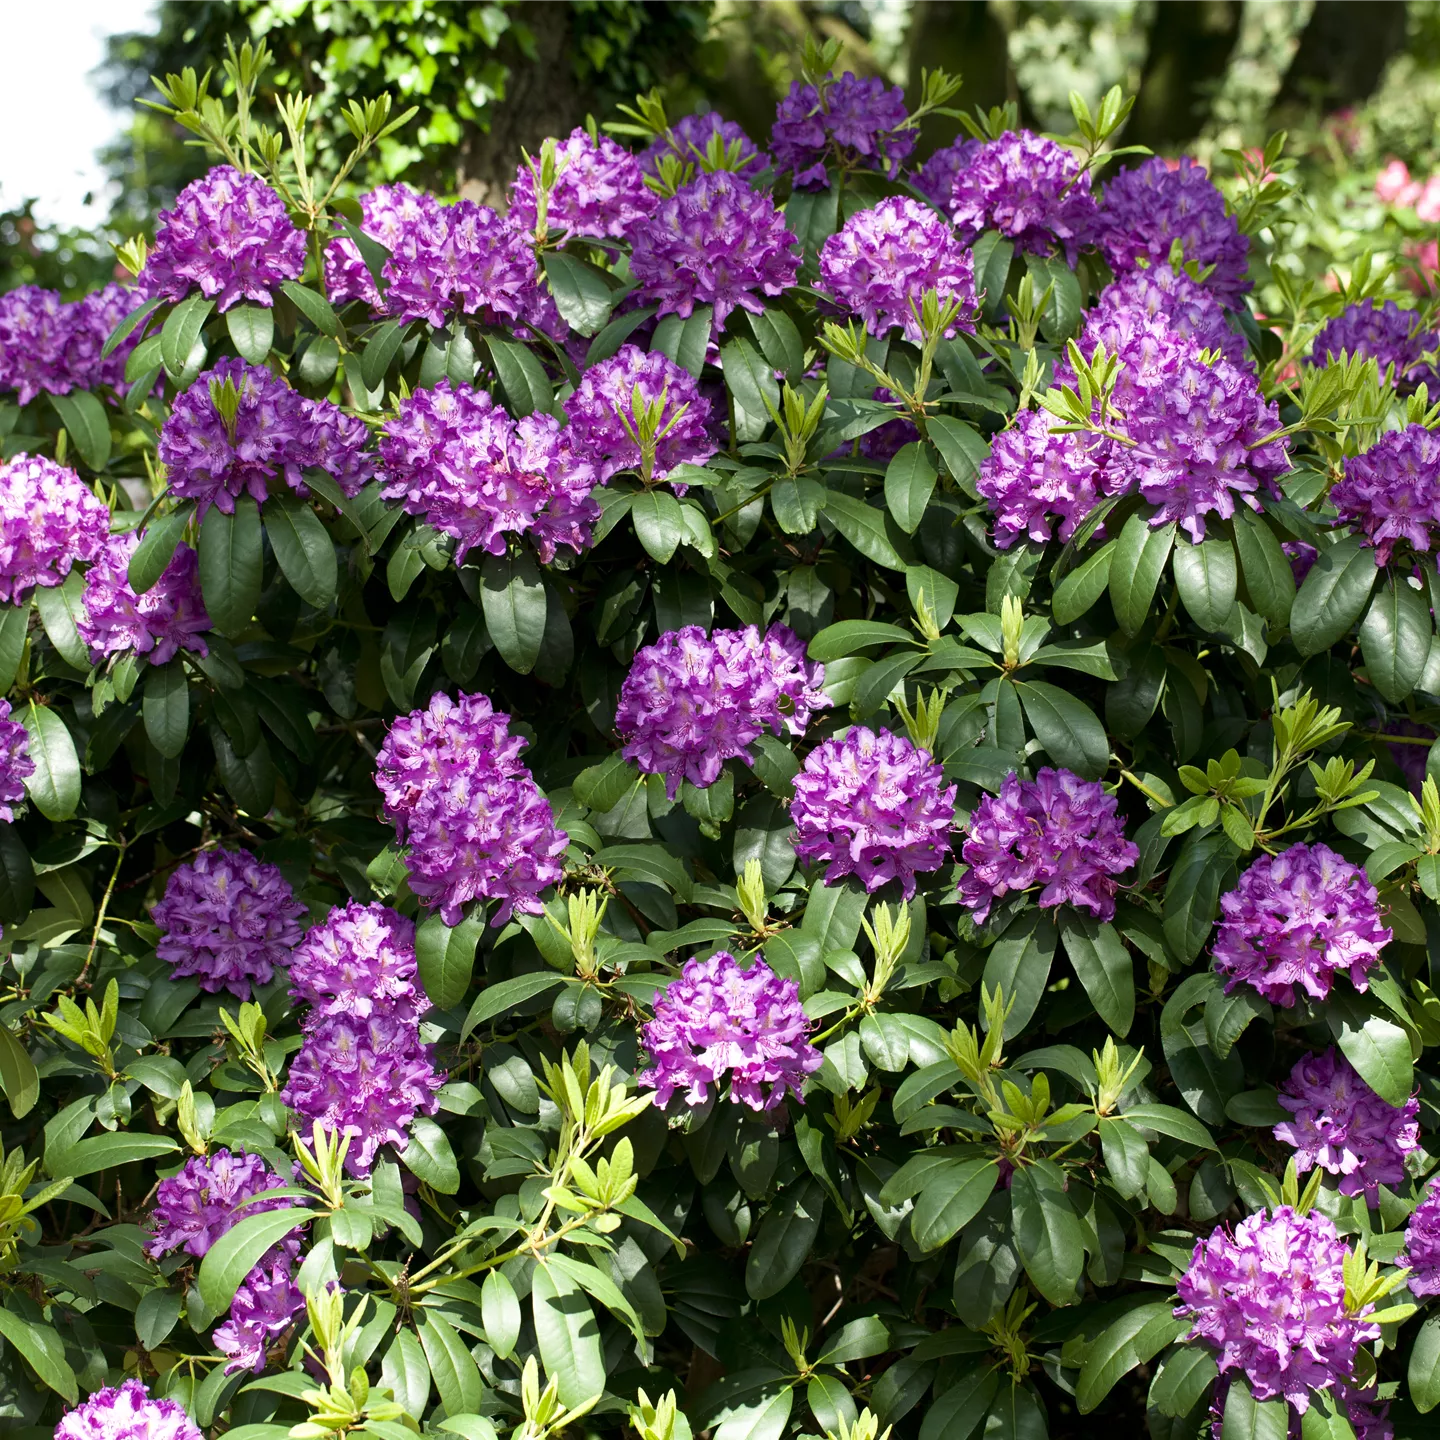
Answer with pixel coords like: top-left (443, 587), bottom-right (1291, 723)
top-left (1375, 159), bottom-right (1420, 206)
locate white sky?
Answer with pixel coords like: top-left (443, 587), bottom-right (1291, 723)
top-left (0, 1), bottom-right (159, 228)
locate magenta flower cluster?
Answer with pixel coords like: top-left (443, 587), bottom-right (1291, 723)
top-left (1273, 1047), bottom-right (1420, 1204)
top-left (379, 380), bottom-right (598, 564)
top-left (958, 767), bottom-right (1139, 925)
top-left (818, 196), bottom-right (976, 343)
top-left (976, 409), bottom-right (1108, 548)
top-left (287, 898), bottom-right (422, 1023)
top-left (325, 182), bottom-right (439, 308)
top-left (57, 1381), bottom-right (202, 1440)
top-left (1176, 1206), bottom-right (1378, 1414)
top-left (0, 453), bottom-right (110, 604)
top-left (771, 72), bottom-right (914, 189)
top-left (214, 1251), bottom-right (305, 1374)
top-left (0, 699), bottom-right (33, 825)
top-left (509, 127), bottom-right (655, 240)
top-left (1331, 423), bottom-right (1440, 566)
top-left (615, 623), bottom-right (828, 798)
top-left (374, 689), bottom-right (568, 926)
top-left (1097, 263), bottom-right (1249, 369)
top-left (0, 282), bottom-right (140, 403)
top-left (151, 846), bottom-right (306, 999)
top-left (78, 532), bottom-right (210, 666)
top-left (1211, 842), bottom-right (1392, 1007)
top-left (639, 112), bottom-right (770, 179)
top-left (640, 950), bottom-right (822, 1111)
top-left (911, 136), bottom-right (980, 209)
top-left (1402, 1177), bottom-right (1440, 1297)
top-left (790, 726), bottom-right (956, 899)
top-left (1311, 299), bottom-right (1438, 392)
top-left (142, 165), bottom-right (306, 312)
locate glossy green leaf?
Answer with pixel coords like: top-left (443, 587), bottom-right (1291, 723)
top-left (198, 497), bottom-right (263, 636)
top-left (1110, 513), bottom-right (1176, 636)
top-left (481, 550), bottom-right (547, 674)
top-left (265, 495), bottom-right (338, 611)
top-left (20, 702), bottom-right (80, 822)
top-left (49, 390), bottom-right (111, 472)
top-left (1290, 535), bottom-right (1379, 656)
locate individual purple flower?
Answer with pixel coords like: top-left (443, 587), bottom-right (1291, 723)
top-left (77, 532), bottom-right (210, 666)
top-left (325, 182), bottom-right (442, 308)
top-left (562, 344), bottom-right (716, 486)
top-left (747, 623), bottom-right (829, 737)
top-left (509, 127), bottom-right (655, 240)
top-left (1331, 424), bottom-right (1440, 566)
top-left (1285, 540), bottom-right (1318, 584)
top-left (55, 1380), bottom-right (201, 1440)
top-left (213, 1250), bottom-right (304, 1374)
top-left (142, 165), bottom-right (306, 312)
top-left (949, 130), bottom-right (1098, 264)
top-left (297, 396), bottom-right (375, 498)
top-left (790, 727), bottom-right (956, 899)
top-left (978, 409), bottom-right (1111, 549)
top-left (1400, 1175), bottom-right (1440, 1297)
top-left (1096, 264), bottom-right (1250, 368)
top-left (281, 1008), bottom-right (443, 1174)
top-left (1211, 842), bottom-right (1392, 1008)
top-left (638, 112), bottom-right (771, 180)
top-left (0, 453), bottom-right (110, 604)
top-left (639, 950), bottom-right (822, 1111)
top-left (0, 286), bottom-right (70, 403)
top-left (1273, 1047), bottom-right (1420, 1205)
top-left (1176, 1207), bottom-right (1379, 1413)
top-left (1097, 156), bottom-right (1250, 308)
top-left (771, 72), bottom-right (915, 189)
top-left (958, 767), bottom-right (1139, 925)
top-left (630, 171), bottom-right (799, 334)
top-left (1311, 299), bottom-right (1439, 392)
top-left (288, 900), bottom-right (421, 1024)
top-left (151, 847), bottom-right (306, 999)
top-left (379, 381), bottom-right (598, 564)
top-left (818, 197), bottom-right (976, 343)
top-left (911, 137), bottom-right (981, 209)
top-left (0, 700), bottom-right (33, 824)
top-left (374, 690), bottom-right (568, 927)
top-left (146, 1147), bottom-right (299, 1260)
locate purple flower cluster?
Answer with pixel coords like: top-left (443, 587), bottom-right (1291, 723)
top-left (640, 950), bottom-right (822, 1110)
top-left (142, 165), bottom-right (306, 312)
top-left (977, 409), bottom-right (1108, 548)
top-left (1212, 842), bottom-right (1392, 1007)
top-left (1331, 424), bottom-right (1440, 566)
top-left (771, 73), bottom-right (915, 189)
top-left (949, 130), bottom-right (1098, 264)
top-left (510, 127), bottom-right (655, 240)
top-left (0, 453), bottom-right (110, 604)
top-left (639, 112), bottom-right (770, 179)
top-left (214, 1251), bottom-right (304, 1374)
top-left (911, 137), bottom-right (980, 209)
top-left (78, 532), bottom-right (210, 666)
top-left (958, 767), bottom-right (1139, 924)
top-left (0, 700), bottom-right (33, 824)
top-left (1097, 156), bottom-right (1250, 308)
top-left (818, 197), bottom-right (976, 343)
top-left (325, 182), bottom-right (440, 308)
top-left (0, 282), bottom-right (140, 403)
top-left (630, 171), bottom-right (799, 334)
top-left (563, 344), bottom-right (716, 487)
top-left (1273, 1047), bottom-right (1420, 1204)
top-left (56, 1381), bottom-right (201, 1440)
top-left (1176, 1207), bottom-right (1379, 1413)
top-left (1402, 1176), bottom-right (1440, 1297)
top-left (374, 690), bottom-right (568, 926)
top-left (151, 847), bottom-right (306, 999)
top-left (1097, 264), bottom-right (1250, 368)
top-left (281, 900), bottom-right (442, 1176)
top-left (615, 623), bottom-right (828, 798)
top-left (159, 358), bottom-right (373, 518)
top-left (379, 381), bottom-right (597, 564)
top-left (790, 726), bottom-right (955, 899)
top-left (1312, 299), bottom-right (1439, 392)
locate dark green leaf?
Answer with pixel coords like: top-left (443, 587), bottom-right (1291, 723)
top-left (1222, 1375), bottom-right (1288, 1440)
top-left (34, 571), bottom-right (90, 669)
top-left (1110, 513), bottom-right (1176, 636)
top-left (128, 507), bottom-right (193, 594)
top-left (1148, 1346), bottom-right (1219, 1418)
top-left (160, 292), bottom-right (213, 380)
top-left (401, 1116), bottom-right (459, 1193)
top-left (746, 1179), bottom-right (824, 1299)
top-left (462, 973), bottom-right (568, 1038)
top-left (142, 662), bottom-right (189, 759)
top-left (20, 702), bottom-right (80, 822)
top-left (651, 306), bottom-right (713, 378)
top-left (226, 305), bottom-right (274, 364)
top-left (481, 1269), bottom-right (522, 1360)
top-left (928, 415), bottom-right (989, 495)
top-left (1290, 535), bottom-right (1379, 656)
top-left (416, 911), bottom-right (483, 1011)
top-left (0, 600), bottom-right (30, 691)
top-left (48, 391), bottom-right (111, 472)
top-left (809, 620), bottom-right (915, 661)
top-left (632, 489), bottom-right (687, 564)
top-left (280, 280), bottom-right (340, 338)
top-left (917, 1361), bottom-right (996, 1440)
top-left (1017, 681), bottom-right (1109, 779)
top-left (1232, 509), bottom-right (1295, 628)
top-left (981, 911), bottom-right (1058, 1038)
top-left (1010, 1162), bottom-right (1085, 1306)
top-left (198, 1207), bottom-right (309, 1312)
top-left (747, 308), bottom-right (806, 377)
top-left (1359, 575), bottom-right (1432, 704)
top-left (45, 1129), bottom-right (180, 1179)
top-left (542, 251), bottom-right (615, 336)
top-left (0, 1308), bottom-right (77, 1402)
top-left (481, 551), bottom-right (547, 674)
top-left (1410, 1314), bottom-right (1440, 1413)
top-left (1061, 915), bottom-right (1134, 1035)
top-left (721, 337), bottom-right (781, 439)
top-left (1076, 1303), bottom-right (1186, 1413)
top-left (910, 1159), bottom-right (999, 1251)
top-left (198, 497), bottom-right (263, 636)
top-left (266, 495), bottom-right (338, 611)
top-left (487, 336), bottom-right (553, 417)
top-left (1173, 537), bottom-right (1238, 632)
top-left (0, 1023), bottom-right (39, 1118)
top-left (884, 443), bottom-right (938, 533)
top-left (822, 492), bottom-right (909, 570)
top-left (1098, 1117), bottom-right (1149, 1199)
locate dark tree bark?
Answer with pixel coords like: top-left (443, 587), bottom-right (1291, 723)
top-left (1270, 0), bottom-right (1409, 117)
top-left (1126, 0), bottom-right (1243, 151)
top-left (906, 0), bottom-right (1022, 151)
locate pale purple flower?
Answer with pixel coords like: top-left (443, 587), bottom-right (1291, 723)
top-left (1212, 842), bottom-right (1392, 1008)
top-left (325, 182), bottom-right (442, 308)
top-left (911, 137), bottom-right (980, 209)
top-left (0, 452), bottom-right (110, 604)
top-left (147, 1147), bottom-right (299, 1261)
top-left (640, 950), bottom-right (822, 1110)
top-left (0, 699), bottom-right (33, 824)
top-left (151, 847), bottom-right (306, 999)
top-left (958, 767), bottom-right (1139, 925)
top-left (78, 532), bottom-right (210, 666)
top-left (56, 1380), bottom-right (201, 1440)
top-left (67, 283), bottom-right (147, 392)
top-left (771, 73), bottom-right (915, 189)
top-left (790, 726), bottom-right (956, 899)
top-left (288, 900), bottom-right (421, 1024)
top-left (1400, 1175), bottom-right (1440, 1297)
top-left (213, 1250), bottom-right (304, 1374)
top-left (0, 285), bottom-right (70, 403)
top-left (1311, 299), bottom-right (1438, 393)
top-left (639, 112), bottom-right (770, 180)
top-left (509, 127), bottom-right (655, 240)
top-left (1096, 264), bottom-right (1250, 369)
top-left (1331, 424), bottom-right (1440, 566)
top-left (978, 408), bottom-right (1112, 549)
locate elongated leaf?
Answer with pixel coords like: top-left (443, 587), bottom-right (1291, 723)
top-left (542, 251), bottom-right (614, 335)
top-left (482, 1269), bottom-right (521, 1360)
top-left (746, 1179), bottom-right (824, 1299)
top-left (1411, 1314), bottom-right (1440, 1413)
top-left (48, 1131), bottom-right (179, 1179)
top-left (281, 280), bottom-right (341, 338)
top-left (1232, 509), bottom-right (1294, 627)
top-left (481, 551), bottom-right (547, 674)
top-left (1173, 537), bottom-right (1238, 632)
top-left (721, 336), bottom-right (781, 437)
top-left (1359, 574), bottom-right (1432, 703)
top-left (199, 1207), bottom-right (310, 1313)
top-left (1062, 915), bottom-right (1134, 1035)
top-left (1149, 1346), bottom-right (1219, 1418)
top-left (910, 1159), bottom-right (999, 1251)
top-left (531, 1263), bottom-right (606, 1408)
top-left (20, 702), bottom-right (80, 822)
top-left (1017, 681), bottom-right (1108, 779)
top-left (0, 1307), bottom-right (77, 1402)
top-left (416, 911), bottom-right (484, 1011)
top-left (418, 1310), bottom-right (484, 1415)
top-left (487, 336), bottom-right (552, 417)
top-left (1222, 1375), bottom-right (1288, 1439)
top-left (981, 911), bottom-right (1057, 1039)
top-left (821, 492), bottom-right (908, 570)
top-left (49, 391), bottom-right (111, 472)
top-left (266, 495), bottom-right (338, 610)
top-left (1076, 1303), bottom-right (1186, 1413)
top-left (462, 973), bottom-right (568, 1038)
top-left (161, 291), bottom-right (213, 379)
top-left (198, 497), bottom-right (263, 635)
top-left (917, 1362), bottom-right (997, 1440)
top-left (226, 304), bottom-right (274, 364)
top-left (1291, 535), bottom-right (1378, 656)
top-left (129, 507), bottom-right (193, 594)
top-left (809, 620), bottom-right (915, 661)
top-left (0, 1023), bottom-right (39, 1118)
top-left (0, 600), bottom-right (30, 691)
top-left (1110, 514), bottom-right (1176, 636)
top-left (884, 443), bottom-right (938, 533)
top-left (1010, 1163), bottom-right (1085, 1306)
top-left (143, 661), bottom-right (189, 759)
top-left (1053, 540), bottom-right (1115, 625)
top-left (35, 572), bottom-right (90, 669)
top-left (632, 489), bottom-right (686, 564)
top-left (1098, 1117), bottom-right (1149, 1198)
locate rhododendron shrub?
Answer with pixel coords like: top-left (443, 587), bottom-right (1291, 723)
top-left (11, 38), bottom-right (1440, 1440)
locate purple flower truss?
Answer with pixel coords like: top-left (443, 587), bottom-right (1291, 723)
top-left (56, 1380), bottom-right (202, 1440)
top-left (0, 699), bottom-right (33, 824)
top-left (1331, 423), bottom-right (1440, 566)
top-left (281, 1009), bottom-right (443, 1175)
top-left (639, 950), bottom-right (822, 1111)
top-left (0, 453), bottom-right (110, 604)
top-left (151, 847), bottom-right (306, 999)
top-left (1273, 1047), bottom-right (1420, 1205)
top-left (949, 130), bottom-right (1098, 264)
top-left (1176, 1206), bottom-right (1379, 1413)
top-left (790, 726), bottom-right (956, 899)
top-left (630, 171), bottom-right (799, 334)
top-left (213, 1250), bottom-right (304, 1375)
top-left (67, 283), bottom-right (144, 392)
top-left (615, 624), bottom-right (829, 798)
top-left (379, 381), bottom-right (598, 564)
top-left (1311, 299), bottom-right (1438, 393)
top-left (146, 1147), bottom-right (300, 1261)
top-left (142, 165), bottom-right (306, 312)
top-left (0, 282), bottom-right (144, 404)
top-left (958, 767), bottom-right (1140, 925)
top-left (1401, 1175), bottom-right (1440, 1297)
top-left (1211, 842), bottom-right (1393, 1008)
top-left (297, 396), bottom-right (376, 499)
top-left (325, 182), bottom-right (442, 308)
top-left (639, 112), bottom-right (771, 180)
top-left (911, 137), bottom-right (981, 209)
top-left (374, 689), bottom-right (568, 926)
top-left (771, 72), bottom-right (915, 189)
top-left (563, 344), bottom-right (716, 487)
top-left (509, 127), bottom-right (656, 240)
top-left (288, 899), bottom-right (421, 1024)
top-left (818, 196), bottom-right (976, 344)
top-left (1096, 264), bottom-right (1250, 369)
top-left (78, 532), bottom-right (210, 666)
top-left (978, 408), bottom-right (1112, 549)
top-left (1097, 156), bottom-right (1250, 308)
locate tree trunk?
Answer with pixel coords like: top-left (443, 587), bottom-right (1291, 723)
top-left (1126, 0), bottom-right (1243, 152)
top-left (1270, 0), bottom-right (1408, 118)
top-left (905, 0), bottom-right (1022, 151)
